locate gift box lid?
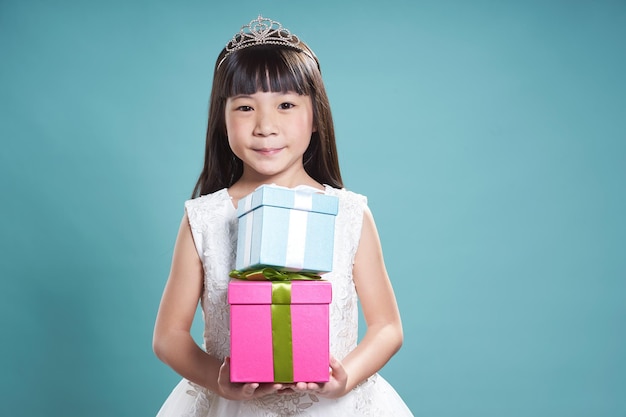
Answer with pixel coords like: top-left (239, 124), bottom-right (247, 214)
top-left (237, 184), bottom-right (339, 218)
top-left (228, 280), bottom-right (332, 305)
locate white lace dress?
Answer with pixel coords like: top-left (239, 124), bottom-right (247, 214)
top-left (156, 185), bottom-right (414, 417)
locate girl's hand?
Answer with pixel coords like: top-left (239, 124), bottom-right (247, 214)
top-left (293, 355), bottom-right (348, 399)
top-left (217, 357), bottom-right (289, 400)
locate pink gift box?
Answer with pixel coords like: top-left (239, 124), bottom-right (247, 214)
top-left (228, 279), bottom-right (332, 383)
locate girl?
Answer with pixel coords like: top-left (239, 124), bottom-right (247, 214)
top-left (153, 16), bottom-right (414, 416)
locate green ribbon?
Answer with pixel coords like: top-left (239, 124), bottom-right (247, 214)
top-left (229, 268), bottom-right (321, 382)
top-left (271, 281), bottom-right (293, 382)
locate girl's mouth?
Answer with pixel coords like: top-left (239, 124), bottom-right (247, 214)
top-left (254, 147), bottom-right (283, 156)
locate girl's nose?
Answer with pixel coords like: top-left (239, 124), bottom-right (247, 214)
top-left (253, 109), bottom-right (278, 136)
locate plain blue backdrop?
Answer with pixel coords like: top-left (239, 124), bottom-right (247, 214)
top-left (1, 1), bottom-right (625, 416)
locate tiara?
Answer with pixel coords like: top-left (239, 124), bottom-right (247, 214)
top-left (217, 15), bottom-right (314, 68)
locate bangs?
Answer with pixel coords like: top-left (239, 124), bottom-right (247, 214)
top-left (220, 46), bottom-right (315, 97)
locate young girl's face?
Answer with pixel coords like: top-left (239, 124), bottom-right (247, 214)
top-left (225, 90), bottom-right (315, 184)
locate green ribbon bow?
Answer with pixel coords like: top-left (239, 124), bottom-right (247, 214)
top-left (229, 267), bottom-right (322, 281)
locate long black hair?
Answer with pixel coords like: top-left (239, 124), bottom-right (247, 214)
top-left (192, 38), bottom-right (343, 197)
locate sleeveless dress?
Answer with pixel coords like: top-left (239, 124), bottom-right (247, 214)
top-left (156, 185), bottom-right (414, 417)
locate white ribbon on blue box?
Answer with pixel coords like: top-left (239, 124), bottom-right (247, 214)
top-left (235, 184), bottom-right (339, 273)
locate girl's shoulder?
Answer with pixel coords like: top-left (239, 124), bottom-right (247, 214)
top-left (184, 188), bottom-right (235, 232)
top-left (184, 188), bottom-right (232, 211)
top-left (324, 185), bottom-right (368, 207)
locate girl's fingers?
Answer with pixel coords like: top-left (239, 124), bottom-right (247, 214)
top-left (242, 383), bottom-right (259, 397)
top-left (294, 381), bottom-right (320, 391)
top-left (329, 355), bottom-right (347, 382)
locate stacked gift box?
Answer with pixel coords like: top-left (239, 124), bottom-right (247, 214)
top-left (228, 184), bottom-right (338, 383)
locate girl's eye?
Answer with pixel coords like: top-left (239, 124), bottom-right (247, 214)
top-left (279, 102), bottom-right (295, 110)
top-left (236, 105), bottom-right (253, 111)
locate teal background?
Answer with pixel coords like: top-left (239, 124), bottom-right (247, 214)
top-left (1, 1), bottom-right (624, 416)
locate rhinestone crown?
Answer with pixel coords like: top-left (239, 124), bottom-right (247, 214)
top-left (218, 15), bottom-right (314, 68)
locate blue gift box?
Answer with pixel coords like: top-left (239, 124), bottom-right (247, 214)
top-left (235, 185), bottom-right (339, 273)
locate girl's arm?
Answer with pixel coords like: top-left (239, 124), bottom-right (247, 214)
top-left (153, 214), bottom-right (281, 399)
top-left (297, 206), bottom-right (404, 397)
top-left (342, 206), bottom-right (404, 389)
